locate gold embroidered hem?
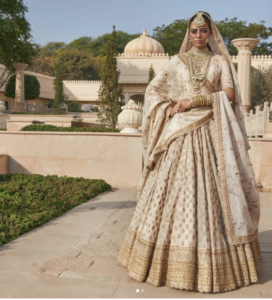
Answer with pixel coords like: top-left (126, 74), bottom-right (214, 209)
top-left (117, 228), bottom-right (261, 293)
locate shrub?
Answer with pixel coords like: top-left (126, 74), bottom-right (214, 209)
top-left (65, 101), bottom-right (82, 112)
top-left (4, 74), bottom-right (40, 100)
top-left (21, 124), bottom-right (120, 132)
top-left (0, 173), bottom-right (112, 246)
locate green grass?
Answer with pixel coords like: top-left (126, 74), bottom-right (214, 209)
top-left (0, 129), bottom-right (6, 131)
top-left (21, 124), bottom-right (120, 132)
top-left (0, 173), bottom-right (112, 246)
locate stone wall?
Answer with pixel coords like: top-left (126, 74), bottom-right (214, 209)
top-left (0, 131), bottom-right (142, 186)
top-left (0, 113), bottom-right (99, 130)
top-left (0, 154), bottom-right (7, 174)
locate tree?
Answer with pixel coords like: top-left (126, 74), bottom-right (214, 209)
top-left (53, 67), bottom-right (66, 114)
top-left (28, 55), bottom-right (55, 76)
top-left (148, 64), bottom-right (156, 83)
top-left (66, 36), bottom-right (93, 50)
top-left (251, 65), bottom-right (272, 109)
top-left (88, 31), bottom-right (140, 56)
top-left (96, 26), bottom-right (123, 129)
top-left (0, 0), bottom-right (36, 88)
top-left (152, 18), bottom-right (272, 56)
top-left (53, 48), bottom-right (101, 80)
top-left (4, 74), bottom-right (40, 100)
top-left (39, 41), bottom-right (66, 56)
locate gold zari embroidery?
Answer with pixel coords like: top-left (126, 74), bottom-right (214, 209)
top-left (117, 228), bottom-right (261, 293)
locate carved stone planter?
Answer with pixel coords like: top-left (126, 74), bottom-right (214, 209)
top-left (118, 99), bottom-right (142, 133)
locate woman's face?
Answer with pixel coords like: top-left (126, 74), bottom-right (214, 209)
top-left (189, 21), bottom-right (211, 48)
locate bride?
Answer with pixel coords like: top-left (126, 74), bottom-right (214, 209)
top-left (117, 11), bottom-right (261, 293)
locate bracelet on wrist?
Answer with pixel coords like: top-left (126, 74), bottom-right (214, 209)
top-left (190, 94), bottom-right (213, 108)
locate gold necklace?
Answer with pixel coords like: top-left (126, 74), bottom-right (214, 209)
top-left (186, 46), bottom-right (213, 94)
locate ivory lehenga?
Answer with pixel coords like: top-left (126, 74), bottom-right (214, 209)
top-left (117, 11), bottom-right (261, 293)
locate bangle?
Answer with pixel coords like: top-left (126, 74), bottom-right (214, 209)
top-left (190, 94), bottom-right (213, 108)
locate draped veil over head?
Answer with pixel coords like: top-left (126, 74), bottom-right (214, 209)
top-left (180, 11), bottom-right (250, 150)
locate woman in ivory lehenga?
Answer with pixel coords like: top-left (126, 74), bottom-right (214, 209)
top-left (117, 11), bottom-right (261, 293)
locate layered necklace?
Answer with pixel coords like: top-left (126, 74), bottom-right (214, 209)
top-left (186, 46), bottom-right (213, 94)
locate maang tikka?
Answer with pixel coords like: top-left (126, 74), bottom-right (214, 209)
top-left (193, 12), bottom-right (205, 27)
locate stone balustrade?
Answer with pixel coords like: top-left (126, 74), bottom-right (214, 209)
top-left (245, 102), bottom-right (271, 137)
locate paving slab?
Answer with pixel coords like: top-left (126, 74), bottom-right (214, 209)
top-left (0, 187), bottom-right (271, 298)
top-left (15, 275), bottom-right (119, 298)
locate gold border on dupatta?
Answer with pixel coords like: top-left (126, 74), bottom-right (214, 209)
top-left (145, 111), bottom-right (213, 171)
top-left (212, 92), bottom-right (259, 245)
top-left (153, 111), bottom-right (213, 156)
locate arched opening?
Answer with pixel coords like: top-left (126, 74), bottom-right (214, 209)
top-left (130, 94), bottom-right (144, 105)
top-left (4, 100), bottom-right (9, 110)
top-left (120, 94), bottom-right (125, 102)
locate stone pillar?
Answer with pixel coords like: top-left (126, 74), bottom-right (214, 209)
top-left (12, 63), bottom-right (28, 105)
top-left (125, 92), bottom-right (129, 104)
top-left (231, 38), bottom-right (259, 115)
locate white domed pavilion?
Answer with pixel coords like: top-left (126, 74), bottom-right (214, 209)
top-left (124, 29), bottom-right (165, 54)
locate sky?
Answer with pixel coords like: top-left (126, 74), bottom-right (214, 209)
top-left (25, 0), bottom-right (272, 46)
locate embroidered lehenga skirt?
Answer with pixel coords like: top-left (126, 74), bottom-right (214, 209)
top-left (116, 120), bottom-right (261, 293)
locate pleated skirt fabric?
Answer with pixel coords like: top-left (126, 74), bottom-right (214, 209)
top-left (117, 120), bottom-right (261, 293)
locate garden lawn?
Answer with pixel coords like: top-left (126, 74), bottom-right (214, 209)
top-left (0, 173), bottom-right (111, 246)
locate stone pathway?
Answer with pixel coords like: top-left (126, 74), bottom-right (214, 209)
top-left (0, 187), bottom-right (271, 298)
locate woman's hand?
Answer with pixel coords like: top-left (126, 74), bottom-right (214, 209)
top-left (223, 88), bottom-right (235, 102)
top-left (170, 99), bottom-right (191, 117)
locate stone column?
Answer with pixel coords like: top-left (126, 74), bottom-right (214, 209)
top-left (231, 38), bottom-right (259, 115)
top-left (12, 63), bottom-right (28, 105)
top-left (125, 92), bottom-right (129, 104)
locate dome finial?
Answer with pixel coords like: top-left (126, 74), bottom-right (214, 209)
top-left (140, 28), bottom-right (149, 37)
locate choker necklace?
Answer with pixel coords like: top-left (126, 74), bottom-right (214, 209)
top-left (186, 46), bottom-right (213, 93)
top-left (188, 46), bottom-right (213, 56)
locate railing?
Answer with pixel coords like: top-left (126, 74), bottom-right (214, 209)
top-left (117, 53), bottom-right (171, 58)
top-left (245, 102), bottom-right (270, 137)
top-left (13, 102), bottom-right (54, 114)
top-left (63, 80), bottom-right (101, 84)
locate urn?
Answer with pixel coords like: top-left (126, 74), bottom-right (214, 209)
top-left (118, 100), bottom-right (142, 133)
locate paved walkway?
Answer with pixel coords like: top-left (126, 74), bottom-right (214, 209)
top-left (0, 187), bottom-right (271, 298)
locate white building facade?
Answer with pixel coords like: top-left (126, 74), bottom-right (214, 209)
top-left (0, 29), bottom-right (272, 110)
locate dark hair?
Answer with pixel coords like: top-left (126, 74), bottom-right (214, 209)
top-left (189, 13), bottom-right (212, 31)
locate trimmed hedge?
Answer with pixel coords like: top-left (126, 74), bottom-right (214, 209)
top-left (0, 173), bottom-right (112, 246)
top-left (11, 112), bottom-right (61, 115)
top-left (5, 74), bottom-right (40, 100)
top-left (21, 124), bottom-right (120, 132)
